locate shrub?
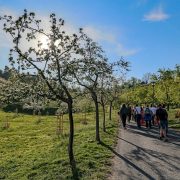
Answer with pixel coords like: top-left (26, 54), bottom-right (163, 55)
top-left (2, 104), bottom-right (58, 115)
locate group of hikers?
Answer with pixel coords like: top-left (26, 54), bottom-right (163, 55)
top-left (119, 103), bottom-right (169, 142)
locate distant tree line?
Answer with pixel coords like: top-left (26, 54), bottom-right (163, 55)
top-left (119, 65), bottom-right (180, 110)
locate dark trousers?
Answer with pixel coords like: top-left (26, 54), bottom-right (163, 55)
top-left (127, 114), bottom-right (131, 122)
top-left (152, 115), bottom-right (155, 125)
top-left (121, 114), bottom-right (127, 128)
top-left (136, 114), bottom-right (141, 128)
top-left (145, 120), bottom-right (152, 128)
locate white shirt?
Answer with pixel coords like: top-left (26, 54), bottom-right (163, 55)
top-left (134, 107), bottom-right (141, 114)
top-left (150, 107), bottom-right (157, 115)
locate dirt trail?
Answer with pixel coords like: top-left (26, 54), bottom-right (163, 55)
top-left (108, 122), bottom-right (180, 180)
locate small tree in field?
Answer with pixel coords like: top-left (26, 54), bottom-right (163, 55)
top-left (98, 76), bottom-right (111, 132)
top-left (72, 32), bottom-right (129, 141)
top-left (0, 10), bottom-right (81, 170)
top-left (0, 70), bottom-right (31, 106)
top-left (107, 78), bottom-right (119, 121)
top-left (70, 33), bottom-right (112, 142)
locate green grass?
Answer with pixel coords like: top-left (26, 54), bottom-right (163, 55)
top-left (0, 110), bottom-right (119, 179)
top-left (168, 109), bottom-right (180, 129)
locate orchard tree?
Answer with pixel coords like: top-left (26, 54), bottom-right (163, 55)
top-left (97, 75), bottom-right (112, 132)
top-left (72, 33), bottom-right (112, 142)
top-left (157, 68), bottom-right (174, 110)
top-left (0, 10), bottom-right (83, 170)
top-left (0, 70), bottom-right (31, 106)
top-left (72, 33), bottom-right (129, 141)
top-left (107, 77), bottom-right (120, 120)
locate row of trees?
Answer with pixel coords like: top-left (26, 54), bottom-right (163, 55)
top-left (0, 10), bottom-right (128, 171)
top-left (120, 65), bottom-right (180, 109)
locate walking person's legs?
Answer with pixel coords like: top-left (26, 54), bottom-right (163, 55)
top-left (152, 115), bottom-right (155, 126)
top-left (159, 120), bottom-right (168, 141)
top-left (122, 114), bottom-right (127, 129)
top-left (165, 120), bottom-right (168, 136)
top-left (137, 114), bottom-right (141, 128)
top-left (149, 120), bottom-right (152, 129)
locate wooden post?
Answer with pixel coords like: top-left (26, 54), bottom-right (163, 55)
top-left (38, 110), bottom-right (42, 121)
top-left (56, 112), bottom-right (63, 135)
top-left (33, 109), bottom-right (36, 116)
top-left (61, 112), bottom-right (64, 134)
top-left (2, 116), bottom-right (10, 129)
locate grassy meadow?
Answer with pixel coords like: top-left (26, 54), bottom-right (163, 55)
top-left (0, 110), bottom-right (119, 180)
top-left (168, 109), bottom-right (180, 129)
top-left (0, 108), bottom-right (179, 179)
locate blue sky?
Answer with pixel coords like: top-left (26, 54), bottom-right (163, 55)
top-left (0, 0), bottom-right (179, 79)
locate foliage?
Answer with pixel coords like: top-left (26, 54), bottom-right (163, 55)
top-left (0, 9), bottom-right (128, 167)
top-left (120, 65), bottom-right (180, 107)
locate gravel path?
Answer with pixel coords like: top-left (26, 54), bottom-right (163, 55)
top-left (108, 122), bottom-right (180, 180)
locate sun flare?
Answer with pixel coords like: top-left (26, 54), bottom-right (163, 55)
top-left (39, 35), bottom-right (49, 49)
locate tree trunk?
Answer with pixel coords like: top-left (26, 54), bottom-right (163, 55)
top-left (102, 104), bottom-right (106, 132)
top-left (92, 92), bottom-right (100, 142)
top-left (67, 101), bottom-right (75, 164)
top-left (109, 101), bottom-right (112, 120)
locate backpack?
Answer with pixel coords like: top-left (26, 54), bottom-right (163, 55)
top-left (120, 107), bottom-right (127, 115)
top-left (145, 108), bottom-right (151, 115)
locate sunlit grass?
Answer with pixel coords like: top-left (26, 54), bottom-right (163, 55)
top-left (0, 110), bottom-right (119, 179)
top-left (168, 109), bottom-right (180, 129)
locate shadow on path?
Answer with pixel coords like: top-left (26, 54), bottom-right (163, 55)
top-left (100, 141), bottom-right (156, 180)
top-left (105, 123), bottom-right (180, 179)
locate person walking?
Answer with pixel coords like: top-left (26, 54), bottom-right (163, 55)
top-left (162, 104), bottom-right (168, 136)
top-left (156, 104), bottom-right (168, 141)
top-left (134, 104), bottom-right (142, 129)
top-left (120, 104), bottom-right (128, 129)
top-left (140, 105), bottom-right (145, 126)
top-left (127, 104), bottom-right (132, 123)
top-left (132, 105), bottom-right (136, 122)
top-left (144, 105), bottom-right (152, 129)
top-left (150, 104), bottom-right (157, 126)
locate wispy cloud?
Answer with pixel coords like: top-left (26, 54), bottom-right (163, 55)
top-left (83, 26), bottom-right (139, 57)
top-left (143, 5), bottom-right (170, 22)
top-left (115, 44), bottom-right (140, 57)
top-left (83, 25), bottom-right (116, 43)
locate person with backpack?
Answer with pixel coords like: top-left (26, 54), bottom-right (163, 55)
top-left (134, 104), bottom-right (142, 129)
top-left (162, 104), bottom-right (168, 136)
top-left (127, 104), bottom-right (132, 123)
top-left (144, 105), bottom-right (152, 129)
top-left (150, 104), bottom-right (157, 126)
top-left (119, 104), bottom-right (128, 129)
top-left (156, 104), bottom-right (168, 141)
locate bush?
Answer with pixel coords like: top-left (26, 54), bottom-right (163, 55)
top-left (3, 104), bottom-right (23, 112)
top-left (2, 104), bottom-right (58, 115)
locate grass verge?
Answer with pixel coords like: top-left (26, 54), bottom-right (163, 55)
top-left (0, 110), bottom-right (119, 179)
